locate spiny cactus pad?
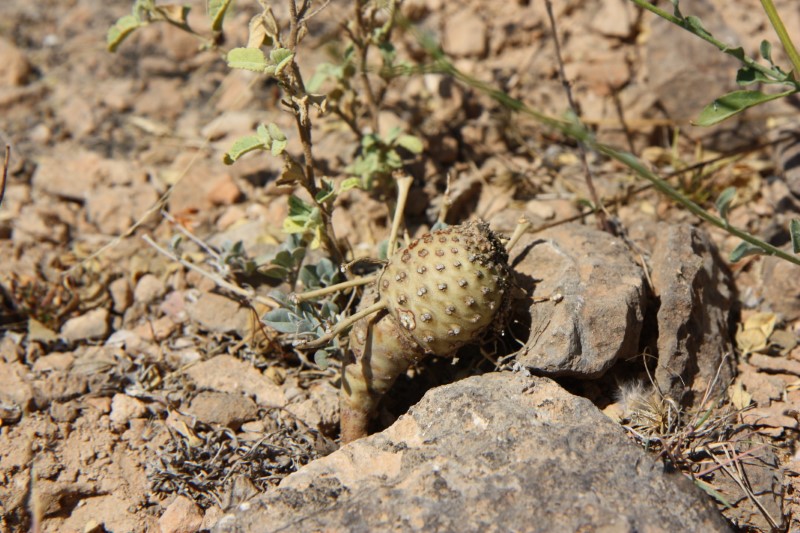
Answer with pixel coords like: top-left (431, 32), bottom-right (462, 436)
top-left (378, 222), bottom-right (510, 355)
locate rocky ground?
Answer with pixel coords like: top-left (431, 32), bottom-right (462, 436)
top-left (1, 0), bottom-right (800, 531)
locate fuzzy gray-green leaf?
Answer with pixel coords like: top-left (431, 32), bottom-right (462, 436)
top-left (227, 47), bottom-right (268, 72)
top-left (223, 134), bottom-right (267, 164)
top-left (208, 0), bottom-right (231, 31)
top-left (107, 14), bottom-right (144, 52)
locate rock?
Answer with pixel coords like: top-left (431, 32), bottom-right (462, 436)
top-left (589, 0), bottom-right (636, 37)
top-left (445, 9), bottom-right (487, 57)
top-left (0, 361), bottom-right (34, 412)
top-left (186, 391), bottom-right (258, 430)
top-left (56, 93), bottom-right (97, 139)
top-left (0, 38), bottom-right (31, 87)
top-left (159, 291), bottom-right (188, 322)
top-left (31, 352), bottom-right (75, 373)
top-left (200, 111), bottom-right (258, 141)
top-left (165, 153), bottom-right (222, 214)
top-left (159, 495), bottom-right (204, 533)
top-left (49, 401), bottom-right (79, 423)
top-left (60, 308), bottom-right (111, 342)
top-left (761, 255), bottom-right (800, 321)
top-left (109, 394), bottom-right (148, 427)
top-left (285, 381), bottom-right (339, 433)
top-left (218, 373), bottom-right (729, 532)
top-left (12, 204), bottom-right (70, 245)
top-left (109, 277), bottom-right (133, 314)
top-left (132, 315), bottom-right (178, 342)
top-left (185, 292), bottom-right (250, 335)
top-left (201, 506), bottom-right (224, 531)
top-left (185, 355), bottom-right (285, 407)
top-left (648, 223), bottom-right (735, 405)
top-left (510, 223), bottom-right (646, 377)
top-left (85, 183), bottom-right (160, 234)
top-left (134, 274), bottom-right (167, 305)
top-left (31, 370), bottom-right (88, 408)
top-left (207, 175), bottom-right (243, 206)
top-left (31, 150), bottom-right (104, 201)
top-left (633, 0), bottom-right (757, 149)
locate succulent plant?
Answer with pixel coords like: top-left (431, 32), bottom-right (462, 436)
top-left (378, 222), bottom-right (510, 356)
top-left (299, 221), bottom-right (513, 442)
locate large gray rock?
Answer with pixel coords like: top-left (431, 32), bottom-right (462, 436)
top-left (216, 373), bottom-right (729, 532)
top-left (648, 223), bottom-right (736, 405)
top-left (510, 223), bottom-right (646, 377)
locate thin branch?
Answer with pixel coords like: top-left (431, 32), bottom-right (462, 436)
top-left (296, 300), bottom-right (386, 349)
top-left (0, 146), bottom-right (8, 209)
top-left (505, 217), bottom-right (532, 252)
top-left (161, 209), bottom-right (220, 260)
top-left (544, 0), bottom-right (608, 231)
top-left (142, 234), bottom-right (278, 309)
top-left (291, 275), bottom-right (377, 303)
top-left (353, 0), bottom-right (380, 133)
top-left (387, 173), bottom-right (413, 256)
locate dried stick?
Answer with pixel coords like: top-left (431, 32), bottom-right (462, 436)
top-left (296, 301), bottom-right (386, 349)
top-left (0, 146), bottom-right (8, 209)
top-left (387, 173), bottom-right (413, 256)
top-left (505, 216), bottom-right (532, 252)
top-left (290, 275), bottom-right (377, 303)
top-left (544, 0), bottom-right (608, 231)
top-left (353, 0), bottom-right (381, 133)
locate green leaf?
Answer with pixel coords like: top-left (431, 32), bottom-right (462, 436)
top-left (386, 148), bottom-right (403, 169)
top-left (208, 0), bottom-right (231, 31)
top-left (730, 241), bottom-right (765, 263)
top-left (315, 179), bottom-right (336, 204)
top-left (693, 479), bottom-right (732, 509)
top-left (669, 0), bottom-right (683, 18)
top-left (736, 67), bottom-right (771, 86)
top-left (340, 177), bottom-right (363, 192)
top-left (256, 123), bottom-right (271, 143)
top-left (270, 48), bottom-right (295, 76)
top-left (287, 195), bottom-right (314, 217)
top-left (307, 63), bottom-right (337, 92)
top-left (226, 47), bottom-right (268, 72)
top-left (107, 14), bottom-right (144, 52)
top-left (271, 138), bottom-right (287, 156)
top-left (725, 46), bottom-right (745, 62)
top-left (791, 219), bottom-right (800, 254)
top-left (384, 127), bottom-right (401, 144)
top-left (314, 350), bottom-right (330, 369)
top-left (223, 134), bottom-right (267, 164)
top-left (262, 308), bottom-right (300, 333)
top-left (684, 16), bottom-right (712, 40)
top-left (152, 4), bottom-right (191, 25)
top-left (267, 123), bottom-right (286, 141)
top-left (695, 89), bottom-right (796, 126)
top-left (361, 133), bottom-right (379, 151)
top-left (760, 39), bottom-right (773, 63)
top-left (396, 134), bottom-right (424, 154)
top-left (715, 186), bottom-right (736, 222)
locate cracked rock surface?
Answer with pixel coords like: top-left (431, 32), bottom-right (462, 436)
top-left (216, 373), bottom-right (730, 533)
